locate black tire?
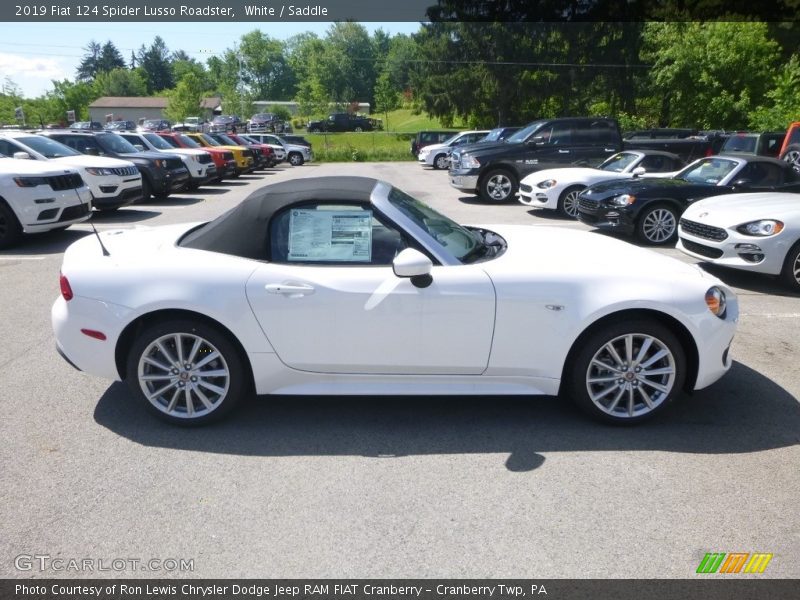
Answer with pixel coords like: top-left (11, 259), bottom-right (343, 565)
top-left (94, 206), bottom-right (120, 212)
top-left (126, 319), bottom-right (248, 426)
top-left (557, 185), bottom-right (585, 219)
top-left (635, 204), bottom-right (679, 245)
top-left (433, 153), bottom-right (448, 170)
top-left (139, 177), bottom-right (152, 202)
top-left (780, 240), bottom-right (800, 292)
top-left (0, 201), bottom-right (23, 249)
top-left (564, 319), bottom-right (686, 424)
top-left (354, 126), bottom-right (363, 133)
top-left (479, 169), bottom-right (518, 203)
top-left (780, 144), bottom-right (800, 173)
top-left (288, 152), bottom-right (304, 166)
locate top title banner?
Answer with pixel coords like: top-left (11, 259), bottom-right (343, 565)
top-left (2, 0), bottom-right (799, 22)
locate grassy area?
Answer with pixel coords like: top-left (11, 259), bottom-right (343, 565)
top-left (302, 108), bottom-right (465, 162)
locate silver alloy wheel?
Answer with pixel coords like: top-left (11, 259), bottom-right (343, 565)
top-left (289, 153), bottom-right (302, 166)
top-left (784, 149), bottom-right (800, 172)
top-left (585, 333), bottom-right (677, 419)
top-left (434, 154), bottom-right (448, 170)
top-left (562, 189), bottom-right (581, 218)
top-left (486, 173), bottom-right (512, 201)
top-left (642, 208), bottom-right (677, 243)
top-left (792, 250), bottom-right (800, 285)
top-left (137, 333), bottom-right (230, 419)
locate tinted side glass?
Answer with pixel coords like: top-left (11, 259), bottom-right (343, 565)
top-left (575, 120), bottom-right (617, 145)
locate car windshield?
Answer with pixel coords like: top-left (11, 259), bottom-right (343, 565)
top-left (96, 134), bottom-right (139, 154)
top-left (506, 120), bottom-right (547, 143)
top-left (200, 134), bottom-right (221, 146)
top-left (481, 129), bottom-right (506, 142)
top-left (386, 186), bottom-right (481, 262)
top-left (440, 133), bottom-right (462, 146)
top-left (215, 134), bottom-right (238, 145)
top-left (143, 133), bottom-right (174, 150)
top-left (600, 152), bottom-right (639, 172)
top-left (675, 158), bottom-right (738, 184)
top-left (213, 116), bottom-right (233, 124)
top-left (142, 120), bottom-right (164, 129)
top-left (177, 135), bottom-right (201, 148)
top-left (17, 135), bottom-right (80, 158)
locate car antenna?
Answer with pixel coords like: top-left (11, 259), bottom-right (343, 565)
top-left (89, 218), bottom-right (111, 257)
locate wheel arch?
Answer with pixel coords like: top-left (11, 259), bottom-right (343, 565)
top-left (114, 308), bottom-right (255, 390)
top-left (559, 308), bottom-right (699, 395)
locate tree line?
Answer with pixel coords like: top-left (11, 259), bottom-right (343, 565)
top-left (1, 21), bottom-right (797, 132)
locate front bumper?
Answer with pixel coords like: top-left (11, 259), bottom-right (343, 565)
top-left (90, 185), bottom-right (141, 210)
top-left (576, 198), bottom-right (636, 235)
top-left (449, 171), bottom-right (479, 192)
top-left (677, 226), bottom-right (788, 276)
top-left (518, 183), bottom-right (558, 209)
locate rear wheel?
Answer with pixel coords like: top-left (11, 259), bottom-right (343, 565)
top-left (126, 319), bottom-right (247, 426)
top-left (557, 186), bottom-right (584, 218)
top-left (636, 204), bottom-right (678, 245)
top-left (480, 169), bottom-right (517, 203)
top-left (0, 202), bottom-right (23, 249)
top-left (565, 319), bottom-right (686, 424)
top-left (288, 152), bottom-right (304, 166)
top-left (139, 177), bottom-right (152, 201)
top-left (780, 240), bottom-right (800, 292)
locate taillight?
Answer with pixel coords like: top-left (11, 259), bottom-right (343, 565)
top-left (705, 148), bottom-right (713, 156)
top-left (60, 272), bottom-right (73, 301)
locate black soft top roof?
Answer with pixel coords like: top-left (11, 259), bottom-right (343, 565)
top-left (179, 176), bottom-right (380, 259)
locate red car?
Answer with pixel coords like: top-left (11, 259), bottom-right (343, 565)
top-left (226, 133), bottom-right (277, 168)
top-left (157, 132), bottom-right (237, 182)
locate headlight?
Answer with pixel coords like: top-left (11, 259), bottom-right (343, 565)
top-left (461, 154), bottom-right (480, 169)
top-left (84, 167), bottom-right (114, 176)
top-left (611, 194), bottom-right (636, 206)
top-left (705, 286), bottom-right (727, 319)
top-left (153, 159), bottom-right (165, 168)
top-left (13, 176), bottom-right (47, 187)
top-left (536, 179), bottom-right (557, 189)
top-left (736, 219), bottom-right (784, 237)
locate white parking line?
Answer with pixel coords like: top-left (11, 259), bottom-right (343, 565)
top-left (0, 256), bottom-right (47, 260)
top-left (740, 312), bottom-right (800, 318)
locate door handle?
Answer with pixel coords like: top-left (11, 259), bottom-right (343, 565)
top-left (265, 282), bottom-right (315, 297)
top-left (558, 149), bottom-right (570, 154)
top-left (604, 148), bottom-right (616, 152)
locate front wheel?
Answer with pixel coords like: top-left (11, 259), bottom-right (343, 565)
top-left (126, 320), bottom-right (248, 425)
top-left (0, 202), bottom-right (23, 249)
top-left (480, 169), bottom-right (518, 203)
top-left (288, 152), bottom-right (304, 166)
top-left (781, 144), bottom-right (800, 173)
top-left (636, 204), bottom-right (678, 245)
top-left (780, 240), bottom-right (800, 292)
top-left (433, 154), bottom-right (449, 170)
top-left (557, 186), bottom-right (585, 219)
top-left (565, 320), bottom-right (686, 424)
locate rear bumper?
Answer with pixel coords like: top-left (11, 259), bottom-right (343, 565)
top-left (576, 202), bottom-right (636, 235)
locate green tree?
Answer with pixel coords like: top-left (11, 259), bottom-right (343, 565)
top-left (137, 36), bottom-right (174, 94)
top-left (749, 54), bottom-right (800, 130)
top-left (166, 73), bottom-right (205, 123)
top-left (93, 68), bottom-right (147, 97)
top-left (288, 33), bottom-right (331, 117)
top-left (238, 30), bottom-right (294, 100)
top-left (76, 41), bottom-right (102, 81)
top-left (46, 79), bottom-right (98, 123)
top-left (643, 22), bottom-right (780, 129)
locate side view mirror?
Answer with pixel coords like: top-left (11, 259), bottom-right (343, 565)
top-left (632, 166), bottom-right (646, 177)
top-left (392, 248), bottom-right (433, 288)
top-left (84, 147), bottom-right (99, 156)
top-left (529, 135), bottom-right (546, 145)
top-left (12, 151), bottom-right (32, 160)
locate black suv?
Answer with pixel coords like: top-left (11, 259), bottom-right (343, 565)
top-left (411, 130), bottom-right (458, 156)
top-left (42, 131), bottom-right (189, 200)
top-left (449, 117), bottom-right (623, 202)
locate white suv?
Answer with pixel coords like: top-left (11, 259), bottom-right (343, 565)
top-left (247, 133), bottom-right (311, 166)
top-left (116, 131), bottom-right (217, 190)
top-left (0, 157), bottom-right (92, 248)
top-left (0, 131), bottom-right (141, 211)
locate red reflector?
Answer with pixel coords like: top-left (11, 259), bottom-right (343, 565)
top-left (705, 148), bottom-right (713, 156)
top-left (59, 272), bottom-right (73, 301)
top-left (80, 329), bottom-right (107, 341)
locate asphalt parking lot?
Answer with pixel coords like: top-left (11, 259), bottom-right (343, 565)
top-left (0, 161), bottom-right (798, 578)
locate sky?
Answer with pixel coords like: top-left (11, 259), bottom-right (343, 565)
top-left (0, 22), bottom-right (423, 98)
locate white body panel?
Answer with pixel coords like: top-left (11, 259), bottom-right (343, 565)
top-left (0, 158), bottom-right (92, 232)
top-left (678, 192), bottom-right (800, 275)
top-left (417, 131), bottom-right (490, 168)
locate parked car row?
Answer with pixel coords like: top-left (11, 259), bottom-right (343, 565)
top-left (0, 129), bottom-right (313, 249)
top-left (407, 116), bottom-right (800, 291)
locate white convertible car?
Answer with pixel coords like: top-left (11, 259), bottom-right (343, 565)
top-left (678, 191), bottom-right (800, 291)
top-left (53, 177), bottom-right (738, 425)
top-left (519, 150), bottom-right (684, 218)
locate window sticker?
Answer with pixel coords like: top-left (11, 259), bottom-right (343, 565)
top-left (288, 209), bottom-right (373, 262)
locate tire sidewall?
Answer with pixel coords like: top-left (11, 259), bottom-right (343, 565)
top-left (0, 201), bottom-right (23, 249)
top-left (558, 186), bottom-right (584, 218)
top-left (780, 240), bottom-right (800, 292)
top-left (433, 154), bottom-right (448, 170)
top-left (125, 319), bottom-right (247, 426)
top-left (480, 169), bottom-right (518, 203)
top-left (636, 204), bottom-right (678, 245)
top-left (565, 319), bottom-right (687, 424)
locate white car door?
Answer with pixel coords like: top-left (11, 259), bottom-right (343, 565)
top-left (245, 203), bottom-right (495, 375)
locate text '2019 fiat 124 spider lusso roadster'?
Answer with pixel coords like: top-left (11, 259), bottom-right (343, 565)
top-left (53, 177), bottom-right (738, 425)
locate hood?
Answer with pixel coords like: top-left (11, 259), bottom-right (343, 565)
top-left (50, 154), bottom-right (137, 169)
top-left (683, 192), bottom-right (800, 224)
top-left (482, 224), bottom-right (706, 283)
top-left (453, 141), bottom-right (513, 156)
top-left (522, 166), bottom-right (607, 185)
top-left (0, 157), bottom-right (80, 176)
top-left (158, 148), bottom-right (206, 159)
top-left (118, 150), bottom-right (180, 162)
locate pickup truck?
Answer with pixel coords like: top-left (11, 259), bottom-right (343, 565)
top-left (449, 117), bottom-right (623, 202)
top-left (623, 131), bottom-right (728, 163)
top-left (307, 113), bottom-right (373, 133)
